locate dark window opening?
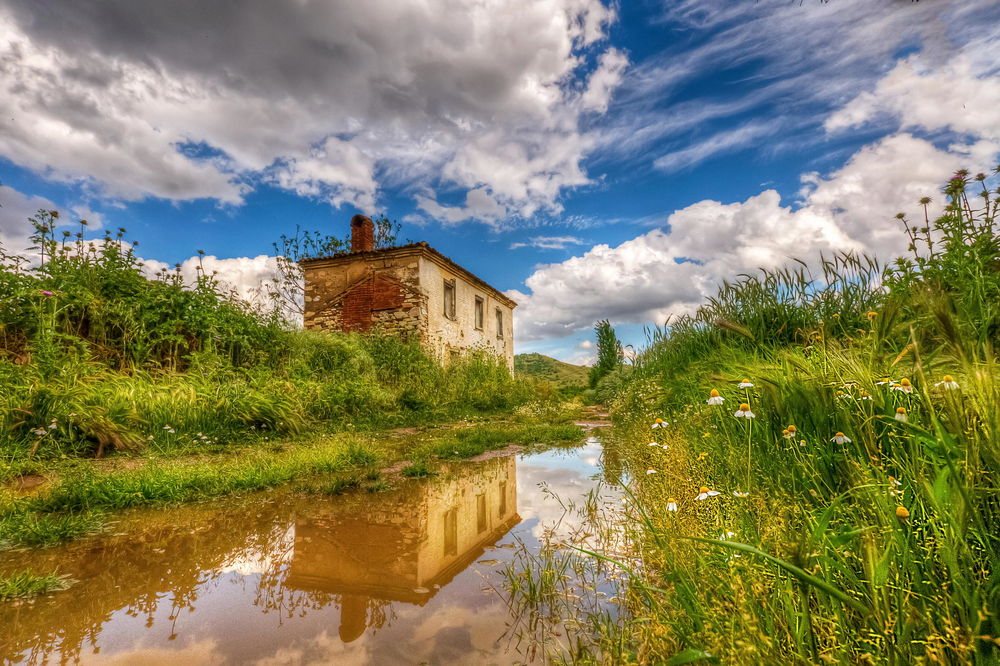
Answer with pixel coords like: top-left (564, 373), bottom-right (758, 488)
top-left (474, 296), bottom-right (484, 330)
top-left (443, 279), bottom-right (456, 319)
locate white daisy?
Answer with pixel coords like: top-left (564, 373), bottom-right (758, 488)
top-left (936, 375), bottom-right (959, 390)
top-left (696, 486), bottom-right (721, 500)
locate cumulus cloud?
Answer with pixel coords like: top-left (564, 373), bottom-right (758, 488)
top-left (0, 0), bottom-right (622, 223)
top-left (511, 133), bottom-right (995, 341)
top-left (825, 53), bottom-right (1000, 140)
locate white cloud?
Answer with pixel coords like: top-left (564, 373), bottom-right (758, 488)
top-left (512, 133), bottom-right (996, 341)
top-left (0, 185), bottom-right (58, 254)
top-left (415, 187), bottom-right (508, 226)
top-left (825, 53), bottom-right (1000, 141)
top-left (580, 48), bottom-right (629, 113)
top-left (509, 235), bottom-right (586, 250)
top-left (0, 0), bottom-right (624, 224)
top-left (596, 0), bottom-right (999, 172)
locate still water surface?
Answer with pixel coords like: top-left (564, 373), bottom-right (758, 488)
top-left (1, 437), bottom-right (614, 665)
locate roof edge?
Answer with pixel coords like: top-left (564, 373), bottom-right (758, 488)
top-left (300, 243), bottom-right (517, 308)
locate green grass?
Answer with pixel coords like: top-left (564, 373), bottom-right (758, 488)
top-left (401, 461), bottom-right (434, 478)
top-left (501, 171), bottom-right (1000, 663)
top-left (0, 571), bottom-right (72, 600)
top-left (0, 415), bottom-right (586, 550)
top-left (515, 353), bottom-right (589, 390)
top-left (424, 424), bottom-right (583, 460)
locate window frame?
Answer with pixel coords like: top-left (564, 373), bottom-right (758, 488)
top-left (443, 278), bottom-right (456, 320)
top-left (495, 307), bottom-right (504, 339)
top-left (474, 296), bottom-right (484, 330)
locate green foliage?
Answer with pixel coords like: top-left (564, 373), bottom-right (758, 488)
top-left (514, 353), bottom-right (589, 397)
top-left (401, 460), bottom-right (434, 478)
top-left (556, 168), bottom-right (1000, 663)
top-left (589, 319), bottom-right (623, 388)
top-left (0, 213), bottom-right (534, 461)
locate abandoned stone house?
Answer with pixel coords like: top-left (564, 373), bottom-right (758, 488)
top-left (301, 215), bottom-right (516, 369)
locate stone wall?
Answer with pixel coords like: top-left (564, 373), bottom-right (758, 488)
top-left (304, 251), bottom-right (427, 342)
top-left (302, 245), bottom-right (515, 369)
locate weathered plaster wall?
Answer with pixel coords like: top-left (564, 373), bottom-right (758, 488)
top-left (418, 256), bottom-right (515, 369)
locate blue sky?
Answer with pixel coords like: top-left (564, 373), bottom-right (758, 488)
top-left (1, 0), bottom-right (999, 364)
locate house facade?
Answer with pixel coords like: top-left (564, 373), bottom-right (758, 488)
top-left (301, 215), bottom-right (515, 368)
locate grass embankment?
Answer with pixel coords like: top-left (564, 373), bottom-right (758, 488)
top-left (0, 211), bottom-right (570, 552)
top-left (510, 171), bottom-right (1000, 663)
top-left (1, 403), bottom-right (584, 551)
top-left (1, 214), bottom-right (540, 464)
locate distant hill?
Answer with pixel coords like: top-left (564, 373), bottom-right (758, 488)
top-left (514, 353), bottom-right (589, 389)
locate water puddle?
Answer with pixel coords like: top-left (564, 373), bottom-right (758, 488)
top-left (0, 436), bottom-right (617, 664)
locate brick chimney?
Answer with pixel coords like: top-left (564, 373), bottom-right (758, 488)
top-left (350, 214), bottom-right (374, 253)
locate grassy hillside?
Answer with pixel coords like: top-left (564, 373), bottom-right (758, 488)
top-left (509, 169), bottom-right (1000, 664)
top-left (515, 353), bottom-right (589, 389)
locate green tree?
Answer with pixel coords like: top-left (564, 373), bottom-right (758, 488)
top-left (588, 318), bottom-right (622, 388)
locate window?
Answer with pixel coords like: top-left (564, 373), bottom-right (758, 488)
top-left (443, 279), bottom-right (456, 319)
top-left (476, 493), bottom-right (487, 533)
top-left (495, 308), bottom-right (504, 338)
top-left (498, 481), bottom-right (507, 518)
top-left (474, 296), bottom-right (484, 330)
top-left (443, 507), bottom-right (457, 556)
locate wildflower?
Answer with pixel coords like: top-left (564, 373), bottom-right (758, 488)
top-left (895, 505), bottom-right (910, 523)
top-left (799, 439), bottom-right (807, 447)
top-left (894, 407), bottom-right (908, 423)
top-left (875, 378), bottom-right (893, 386)
top-left (701, 432), bottom-right (711, 438)
top-left (163, 425), bottom-right (172, 430)
top-left (781, 429), bottom-right (790, 439)
top-left (859, 390), bottom-right (873, 401)
top-left (647, 442), bottom-right (660, 447)
top-left (732, 491), bottom-right (749, 498)
top-left (651, 418), bottom-right (666, 429)
top-left (706, 389), bottom-right (725, 405)
top-left (661, 444), bottom-right (670, 450)
top-left (47, 422), bottom-right (57, 430)
top-left (40, 290), bottom-right (54, 296)
top-left (888, 476), bottom-right (903, 497)
top-left (666, 498), bottom-right (678, 512)
top-left (697, 452), bottom-right (708, 460)
top-left (696, 486), bottom-right (720, 500)
top-left (738, 379), bottom-right (754, 389)
top-left (787, 425), bottom-right (797, 435)
top-left (936, 375), bottom-right (959, 390)
top-left (734, 403), bottom-right (755, 419)
top-left (831, 432), bottom-right (851, 444)
top-left (866, 311), bottom-right (878, 320)
top-left (892, 378), bottom-right (913, 394)
top-left (646, 468), bottom-right (657, 475)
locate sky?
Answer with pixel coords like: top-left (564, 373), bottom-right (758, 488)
top-left (1, 0), bottom-right (999, 365)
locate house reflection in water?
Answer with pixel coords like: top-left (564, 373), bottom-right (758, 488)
top-left (285, 455), bottom-right (520, 642)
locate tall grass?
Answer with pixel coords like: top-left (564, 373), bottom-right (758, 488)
top-left (0, 212), bottom-right (534, 463)
top-left (512, 169), bottom-right (1000, 663)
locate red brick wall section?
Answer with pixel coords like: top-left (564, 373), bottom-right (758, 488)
top-left (350, 215), bottom-right (374, 253)
top-left (340, 274), bottom-right (407, 332)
